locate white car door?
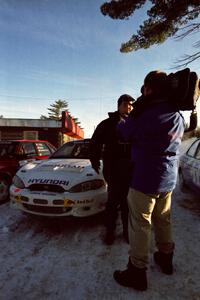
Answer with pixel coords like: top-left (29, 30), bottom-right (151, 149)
top-left (182, 140), bottom-right (200, 185)
top-left (192, 143), bottom-right (200, 190)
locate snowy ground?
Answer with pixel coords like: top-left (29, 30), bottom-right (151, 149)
top-left (0, 138), bottom-right (200, 300)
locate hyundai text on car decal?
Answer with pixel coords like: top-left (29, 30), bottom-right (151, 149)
top-left (27, 178), bottom-right (69, 185)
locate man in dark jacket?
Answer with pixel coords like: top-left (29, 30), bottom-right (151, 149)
top-left (90, 94), bottom-right (135, 245)
top-left (113, 71), bottom-right (185, 291)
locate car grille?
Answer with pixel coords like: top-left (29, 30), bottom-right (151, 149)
top-left (33, 199), bottom-right (48, 205)
top-left (23, 203), bottom-right (72, 214)
top-left (28, 184), bottom-right (65, 193)
top-left (53, 199), bottom-right (64, 205)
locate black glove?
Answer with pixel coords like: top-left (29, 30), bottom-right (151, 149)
top-left (91, 160), bottom-right (100, 174)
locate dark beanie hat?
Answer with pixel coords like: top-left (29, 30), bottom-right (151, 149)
top-left (117, 94), bottom-right (135, 108)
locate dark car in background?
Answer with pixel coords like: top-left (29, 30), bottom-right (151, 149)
top-left (179, 138), bottom-right (200, 194)
top-left (0, 140), bottom-right (56, 202)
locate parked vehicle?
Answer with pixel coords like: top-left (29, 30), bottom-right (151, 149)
top-left (179, 138), bottom-right (200, 194)
top-left (10, 139), bottom-right (107, 217)
top-left (0, 140), bottom-right (56, 202)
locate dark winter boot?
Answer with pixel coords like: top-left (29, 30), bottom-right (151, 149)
top-left (154, 251), bottom-right (173, 275)
top-left (113, 259), bottom-right (147, 291)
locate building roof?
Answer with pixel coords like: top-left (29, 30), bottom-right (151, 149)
top-left (0, 118), bottom-right (61, 128)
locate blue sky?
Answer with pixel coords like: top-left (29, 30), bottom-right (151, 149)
top-left (0, 0), bottom-right (200, 137)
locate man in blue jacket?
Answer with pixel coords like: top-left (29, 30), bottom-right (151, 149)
top-left (113, 71), bottom-right (185, 291)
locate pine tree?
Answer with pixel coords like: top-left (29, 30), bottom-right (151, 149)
top-left (72, 117), bottom-right (81, 125)
top-left (40, 100), bottom-right (82, 127)
top-left (40, 99), bottom-right (69, 120)
top-left (47, 99), bottom-right (68, 120)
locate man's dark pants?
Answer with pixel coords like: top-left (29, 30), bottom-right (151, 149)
top-left (103, 158), bottom-right (131, 234)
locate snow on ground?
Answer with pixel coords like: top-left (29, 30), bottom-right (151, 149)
top-left (0, 138), bottom-right (200, 300)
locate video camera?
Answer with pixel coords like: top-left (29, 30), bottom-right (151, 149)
top-left (167, 68), bottom-right (199, 111)
top-left (167, 68), bottom-right (199, 131)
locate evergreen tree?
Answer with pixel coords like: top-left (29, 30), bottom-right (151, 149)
top-left (40, 100), bottom-right (82, 127)
top-left (72, 117), bottom-right (81, 125)
top-left (101, 0), bottom-right (200, 66)
top-left (40, 115), bottom-right (48, 120)
top-left (47, 99), bottom-right (68, 120)
top-left (40, 99), bottom-right (69, 120)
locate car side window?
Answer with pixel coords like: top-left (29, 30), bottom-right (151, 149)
top-left (16, 144), bottom-right (24, 156)
top-left (0, 143), bottom-right (16, 157)
top-left (22, 143), bottom-right (37, 157)
top-left (187, 140), bottom-right (200, 158)
top-left (72, 143), bottom-right (90, 158)
top-left (35, 143), bottom-right (51, 156)
top-left (47, 143), bottom-right (56, 154)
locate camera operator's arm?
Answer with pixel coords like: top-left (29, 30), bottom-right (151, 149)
top-left (117, 115), bottom-right (136, 143)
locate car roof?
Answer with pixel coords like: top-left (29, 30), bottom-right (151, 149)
top-left (0, 139), bottom-right (50, 143)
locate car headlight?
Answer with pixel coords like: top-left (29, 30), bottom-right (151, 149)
top-left (12, 175), bottom-right (25, 189)
top-left (69, 179), bottom-right (106, 193)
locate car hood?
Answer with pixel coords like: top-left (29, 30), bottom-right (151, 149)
top-left (16, 158), bottom-right (101, 190)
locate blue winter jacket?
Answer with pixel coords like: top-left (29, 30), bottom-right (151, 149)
top-left (118, 101), bottom-right (185, 194)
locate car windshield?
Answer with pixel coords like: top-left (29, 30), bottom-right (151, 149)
top-left (50, 141), bottom-right (90, 159)
top-left (0, 142), bottom-right (17, 158)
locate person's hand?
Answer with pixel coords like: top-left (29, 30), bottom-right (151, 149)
top-left (91, 160), bottom-right (100, 174)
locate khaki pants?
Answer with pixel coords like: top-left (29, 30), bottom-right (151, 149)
top-left (128, 188), bottom-right (174, 268)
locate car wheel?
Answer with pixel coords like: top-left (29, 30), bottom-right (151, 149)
top-left (0, 178), bottom-right (10, 203)
top-left (178, 169), bottom-right (189, 192)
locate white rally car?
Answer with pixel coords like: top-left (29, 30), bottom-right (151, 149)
top-left (179, 137), bottom-right (200, 194)
top-left (10, 139), bottom-right (107, 217)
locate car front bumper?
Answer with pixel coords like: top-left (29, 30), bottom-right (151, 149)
top-left (10, 184), bottom-right (107, 217)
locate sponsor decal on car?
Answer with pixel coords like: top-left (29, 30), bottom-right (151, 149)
top-left (76, 199), bottom-right (94, 204)
top-left (64, 199), bottom-right (75, 207)
top-left (27, 178), bottom-right (69, 185)
top-left (40, 163), bottom-right (85, 171)
top-left (62, 199), bottom-right (94, 207)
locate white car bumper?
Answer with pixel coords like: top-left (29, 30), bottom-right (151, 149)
top-left (10, 184), bottom-right (107, 217)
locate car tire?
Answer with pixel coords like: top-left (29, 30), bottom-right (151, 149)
top-left (0, 178), bottom-right (10, 203)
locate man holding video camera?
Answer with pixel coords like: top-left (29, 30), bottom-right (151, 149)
top-left (114, 71), bottom-right (185, 291)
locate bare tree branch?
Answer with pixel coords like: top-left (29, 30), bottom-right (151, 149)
top-left (194, 40), bottom-right (200, 47)
top-left (174, 23), bottom-right (200, 40)
top-left (173, 51), bottom-right (200, 69)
